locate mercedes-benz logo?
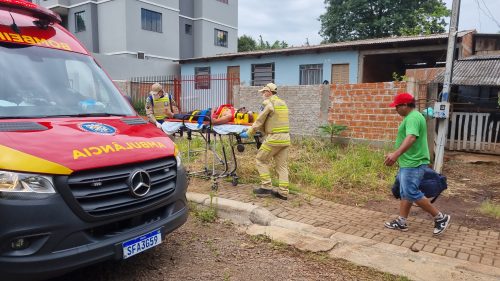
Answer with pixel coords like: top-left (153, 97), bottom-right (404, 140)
top-left (128, 170), bottom-right (151, 198)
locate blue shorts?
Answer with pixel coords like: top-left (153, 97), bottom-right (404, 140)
top-left (397, 165), bottom-right (426, 202)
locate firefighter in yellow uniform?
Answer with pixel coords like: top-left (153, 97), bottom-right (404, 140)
top-left (145, 83), bottom-right (178, 128)
top-left (240, 83), bottom-right (290, 200)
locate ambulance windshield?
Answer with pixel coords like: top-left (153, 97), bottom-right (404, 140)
top-left (0, 43), bottom-right (134, 118)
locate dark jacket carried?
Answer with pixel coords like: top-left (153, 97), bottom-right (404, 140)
top-left (392, 166), bottom-right (448, 203)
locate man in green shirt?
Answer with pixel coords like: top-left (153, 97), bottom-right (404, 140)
top-left (384, 93), bottom-right (451, 235)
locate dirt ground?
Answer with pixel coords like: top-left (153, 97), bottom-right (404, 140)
top-left (364, 152), bottom-right (500, 231)
top-left (51, 217), bottom-right (406, 281)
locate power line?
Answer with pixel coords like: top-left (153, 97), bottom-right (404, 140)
top-left (478, 0), bottom-right (500, 29)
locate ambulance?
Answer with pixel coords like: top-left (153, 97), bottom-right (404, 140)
top-left (0, 1), bottom-right (188, 280)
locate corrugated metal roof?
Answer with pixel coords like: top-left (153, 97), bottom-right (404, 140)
top-left (179, 30), bottom-right (474, 63)
top-left (433, 57), bottom-right (500, 86)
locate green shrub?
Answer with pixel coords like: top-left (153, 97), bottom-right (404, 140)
top-left (132, 99), bottom-right (146, 116)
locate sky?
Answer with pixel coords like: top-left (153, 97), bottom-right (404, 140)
top-left (238, 0), bottom-right (500, 47)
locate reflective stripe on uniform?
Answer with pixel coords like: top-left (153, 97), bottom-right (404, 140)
top-left (267, 140), bottom-right (291, 145)
top-left (271, 126), bottom-right (290, 133)
top-left (259, 143), bottom-right (272, 151)
top-left (260, 173), bottom-right (271, 180)
top-left (278, 181), bottom-right (289, 187)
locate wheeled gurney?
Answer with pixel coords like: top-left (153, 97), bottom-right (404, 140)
top-left (161, 113), bottom-right (261, 190)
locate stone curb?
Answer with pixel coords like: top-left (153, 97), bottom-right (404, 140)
top-left (187, 192), bottom-right (500, 281)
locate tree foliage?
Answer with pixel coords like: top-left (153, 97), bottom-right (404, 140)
top-left (238, 35), bottom-right (289, 52)
top-left (319, 0), bottom-right (450, 43)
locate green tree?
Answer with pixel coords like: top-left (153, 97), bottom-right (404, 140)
top-left (319, 0), bottom-right (449, 43)
top-left (238, 35), bottom-right (289, 52)
top-left (238, 35), bottom-right (257, 52)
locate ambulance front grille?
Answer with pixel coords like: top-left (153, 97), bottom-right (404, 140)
top-left (66, 158), bottom-right (177, 218)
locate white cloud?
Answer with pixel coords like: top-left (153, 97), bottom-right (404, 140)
top-left (238, 0), bottom-right (500, 47)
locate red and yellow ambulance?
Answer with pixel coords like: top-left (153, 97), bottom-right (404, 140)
top-left (0, 1), bottom-right (187, 280)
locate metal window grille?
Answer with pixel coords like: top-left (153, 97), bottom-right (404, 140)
top-left (75, 11), bottom-right (86, 33)
top-left (299, 64), bottom-right (323, 85)
top-left (141, 8), bottom-right (162, 33)
top-left (214, 29), bottom-right (228, 47)
top-left (195, 67), bottom-right (211, 90)
top-left (251, 63), bottom-right (274, 86)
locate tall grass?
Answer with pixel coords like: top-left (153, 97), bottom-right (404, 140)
top-left (176, 136), bottom-right (397, 203)
top-left (478, 200), bottom-right (500, 219)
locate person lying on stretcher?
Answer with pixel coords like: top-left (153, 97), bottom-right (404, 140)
top-left (173, 104), bottom-right (257, 125)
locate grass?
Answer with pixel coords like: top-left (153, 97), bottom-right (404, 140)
top-left (478, 200), bottom-right (500, 219)
top-left (176, 136), bottom-right (397, 205)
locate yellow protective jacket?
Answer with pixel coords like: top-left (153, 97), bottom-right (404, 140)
top-left (247, 95), bottom-right (290, 146)
top-left (145, 94), bottom-right (172, 123)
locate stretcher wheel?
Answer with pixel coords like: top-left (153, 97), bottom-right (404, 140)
top-left (237, 144), bottom-right (245, 152)
top-left (231, 177), bottom-right (238, 186)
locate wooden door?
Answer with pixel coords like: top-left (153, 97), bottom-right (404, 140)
top-left (227, 66), bottom-right (240, 105)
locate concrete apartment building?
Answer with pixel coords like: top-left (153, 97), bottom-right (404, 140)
top-left (29, 0), bottom-right (238, 79)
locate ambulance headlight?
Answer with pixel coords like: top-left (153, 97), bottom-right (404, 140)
top-left (0, 171), bottom-right (56, 199)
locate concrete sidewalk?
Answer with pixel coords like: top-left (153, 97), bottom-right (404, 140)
top-left (188, 184), bottom-right (500, 281)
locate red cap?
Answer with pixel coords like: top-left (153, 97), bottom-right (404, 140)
top-left (389, 93), bottom-right (415, 107)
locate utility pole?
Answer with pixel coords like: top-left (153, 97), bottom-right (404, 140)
top-left (433, 0), bottom-right (461, 173)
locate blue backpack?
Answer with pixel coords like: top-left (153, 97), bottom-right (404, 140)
top-left (391, 166), bottom-right (447, 203)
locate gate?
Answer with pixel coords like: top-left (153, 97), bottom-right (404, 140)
top-left (448, 112), bottom-right (500, 154)
top-left (130, 74), bottom-right (239, 113)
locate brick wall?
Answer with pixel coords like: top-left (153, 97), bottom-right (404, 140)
top-left (328, 82), bottom-right (407, 142)
top-left (234, 85), bottom-right (328, 136)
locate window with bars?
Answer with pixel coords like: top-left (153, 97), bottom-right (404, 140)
top-left (251, 63), bottom-right (274, 86)
top-left (331, 64), bottom-right (350, 84)
top-left (299, 64), bottom-right (323, 85)
top-left (141, 8), bottom-right (162, 33)
top-left (195, 67), bottom-right (211, 90)
top-left (214, 29), bottom-right (228, 47)
top-left (75, 11), bottom-right (86, 33)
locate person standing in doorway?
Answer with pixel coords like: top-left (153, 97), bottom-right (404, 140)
top-left (240, 83), bottom-right (290, 200)
top-left (384, 93), bottom-right (451, 235)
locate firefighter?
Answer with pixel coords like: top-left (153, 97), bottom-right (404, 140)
top-left (145, 83), bottom-right (178, 128)
top-left (240, 83), bottom-right (290, 200)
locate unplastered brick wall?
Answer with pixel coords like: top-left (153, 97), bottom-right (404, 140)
top-left (329, 82), bottom-right (407, 142)
top-left (234, 85), bottom-right (327, 136)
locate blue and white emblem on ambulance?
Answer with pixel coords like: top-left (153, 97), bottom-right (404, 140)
top-left (78, 122), bottom-right (117, 135)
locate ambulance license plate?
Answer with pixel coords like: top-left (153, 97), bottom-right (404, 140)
top-left (122, 229), bottom-right (162, 259)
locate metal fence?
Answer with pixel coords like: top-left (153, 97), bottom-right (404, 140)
top-left (130, 74), bottom-right (239, 112)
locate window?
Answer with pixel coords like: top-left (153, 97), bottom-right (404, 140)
top-left (331, 64), bottom-right (350, 84)
top-left (195, 67), bottom-right (211, 90)
top-left (215, 29), bottom-right (228, 47)
top-left (141, 8), bottom-right (162, 33)
top-left (217, 0), bottom-right (229, 4)
top-left (251, 63), bottom-right (274, 86)
top-left (75, 11), bottom-right (85, 32)
top-left (299, 64), bottom-right (323, 85)
top-left (185, 24), bottom-right (192, 35)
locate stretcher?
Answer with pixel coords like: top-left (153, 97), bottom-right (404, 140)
top-left (161, 113), bottom-right (261, 190)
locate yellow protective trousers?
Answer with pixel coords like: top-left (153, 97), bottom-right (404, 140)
top-left (256, 142), bottom-right (289, 196)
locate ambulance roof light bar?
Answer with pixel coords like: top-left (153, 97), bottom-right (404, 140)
top-left (0, 0), bottom-right (62, 24)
